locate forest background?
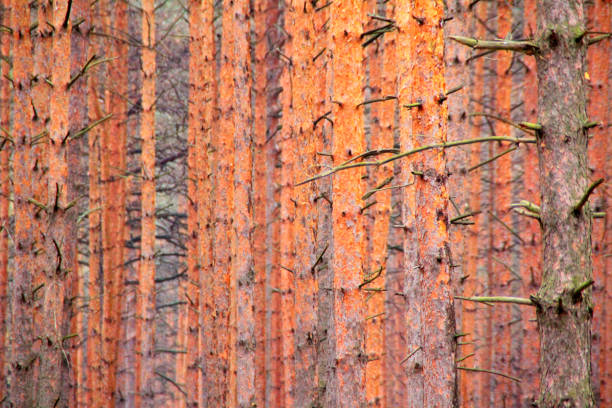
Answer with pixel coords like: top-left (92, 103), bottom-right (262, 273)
top-left (0, 0), bottom-right (610, 407)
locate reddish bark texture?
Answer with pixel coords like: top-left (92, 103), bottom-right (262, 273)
top-left (535, 0), bottom-right (594, 405)
top-left (330, 1), bottom-right (367, 405)
top-left (0, 0), bottom-right (11, 399)
top-left (587, 0), bottom-right (611, 404)
top-left (404, 0), bottom-right (457, 405)
top-left (137, 0), bottom-right (157, 405)
top-left (9, 2), bottom-right (36, 405)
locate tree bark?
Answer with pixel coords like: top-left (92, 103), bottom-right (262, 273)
top-left (402, 0), bottom-right (457, 405)
top-left (534, 0), bottom-right (595, 405)
top-left (0, 0), bottom-right (12, 399)
top-left (9, 1), bottom-right (35, 405)
top-left (137, 0), bottom-right (157, 405)
top-left (330, 0), bottom-right (367, 405)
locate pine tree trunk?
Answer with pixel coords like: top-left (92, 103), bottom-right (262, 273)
top-left (402, 0), bottom-right (457, 405)
top-left (9, 2), bottom-right (35, 405)
top-left (534, 1), bottom-right (595, 405)
top-left (137, 0), bottom-right (157, 405)
top-left (329, 0), bottom-right (367, 405)
top-left (0, 0), bottom-right (12, 399)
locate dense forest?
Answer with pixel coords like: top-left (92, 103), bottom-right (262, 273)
top-left (0, 0), bottom-right (610, 407)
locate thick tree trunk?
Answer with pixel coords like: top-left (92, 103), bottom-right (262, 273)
top-left (329, 0), bottom-right (367, 406)
top-left (401, 0), bottom-right (457, 405)
top-left (534, 1), bottom-right (595, 406)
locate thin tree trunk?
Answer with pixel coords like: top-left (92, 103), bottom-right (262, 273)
top-left (292, 1), bottom-right (317, 406)
top-left (100, 1), bottom-right (128, 404)
top-left (87, 5), bottom-right (105, 406)
top-left (137, 0), bottom-right (157, 405)
top-left (69, 0), bottom-right (91, 404)
top-left (491, 3), bottom-right (513, 405)
top-left (279, 1), bottom-right (296, 405)
top-left (9, 1), bottom-right (35, 405)
top-left (329, 0), bottom-right (367, 405)
top-left (363, 1), bottom-right (392, 406)
top-left (518, 0), bottom-right (541, 398)
top-left (460, 6), bottom-right (487, 404)
top-left (313, 4), bottom-right (334, 406)
top-left (534, 1), bottom-right (594, 405)
top-left (252, 0), bottom-right (268, 404)
top-left (209, 3), bottom-right (236, 404)
top-left (232, 0), bottom-right (255, 405)
top-left (382, 3), bottom-right (408, 406)
top-left (0, 0), bottom-right (11, 398)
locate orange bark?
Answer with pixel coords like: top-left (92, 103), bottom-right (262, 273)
top-left (232, 0), bottom-right (256, 405)
top-left (379, 3), bottom-right (409, 406)
top-left (253, 0), bottom-right (268, 404)
top-left (279, 2), bottom-right (296, 406)
top-left (330, 0), bottom-right (367, 405)
top-left (0, 0), bottom-right (10, 399)
top-left (136, 1), bottom-right (157, 405)
top-left (312, 5), bottom-right (334, 406)
top-left (36, 0), bottom-right (72, 405)
top-left (86, 5), bottom-right (105, 406)
top-left (520, 0), bottom-right (541, 404)
top-left (208, 3), bottom-right (236, 404)
top-left (263, 0), bottom-right (283, 403)
top-left (364, 0), bottom-right (388, 407)
top-left (292, 1), bottom-right (317, 406)
top-left (9, 1), bottom-right (35, 405)
top-left (188, 0), bottom-right (214, 407)
top-left (491, 3), bottom-right (513, 405)
top-left (443, 1), bottom-right (469, 404)
top-left (100, 1), bottom-right (128, 404)
top-left (403, 0), bottom-right (456, 404)
top-left (459, 4), bottom-right (487, 406)
top-left (587, 0), bottom-right (611, 404)
top-left (364, 2), bottom-right (393, 407)
top-left (68, 0), bottom-right (91, 403)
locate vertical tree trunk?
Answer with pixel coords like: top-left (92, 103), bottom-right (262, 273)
top-left (312, 4), bottom-right (334, 406)
top-left (188, 0), bottom-right (214, 406)
top-left (329, 0), bottom-right (366, 405)
top-left (210, 3), bottom-right (235, 404)
top-left (491, 3), bottom-right (513, 405)
top-left (0, 0), bottom-right (11, 398)
top-left (100, 0), bottom-right (128, 404)
top-left (292, 2), bottom-right (317, 406)
top-left (460, 6), bottom-right (487, 405)
top-left (519, 2), bottom-right (541, 402)
top-left (403, 0), bottom-right (457, 405)
top-left (137, 0), bottom-right (157, 405)
top-left (279, 1), bottom-right (296, 406)
top-left (534, 0), bottom-right (594, 405)
top-left (443, 0), bottom-right (470, 404)
top-left (69, 0), bottom-right (91, 404)
top-left (9, 1), bottom-right (35, 405)
top-left (381, 3), bottom-right (409, 406)
top-left (252, 0), bottom-right (268, 404)
top-left (363, 2), bottom-right (392, 406)
top-left (87, 4), bottom-right (105, 406)
top-left (587, 0), bottom-right (611, 404)
top-left (232, 0), bottom-right (255, 405)
top-left (38, 1), bottom-right (72, 405)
